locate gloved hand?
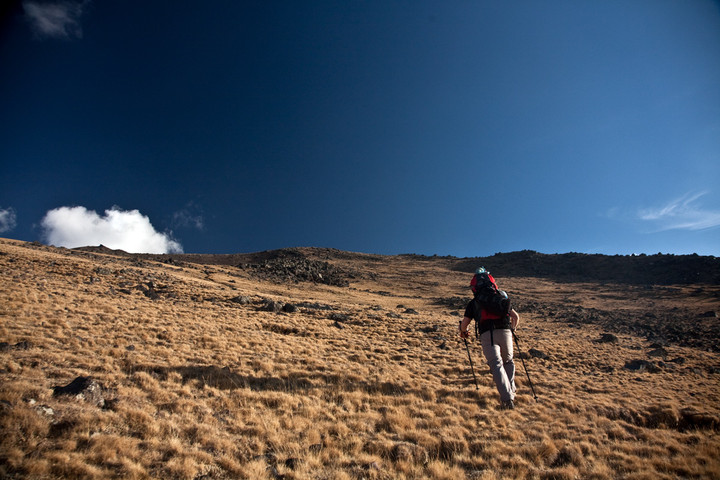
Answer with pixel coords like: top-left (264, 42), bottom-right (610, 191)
top-left (459, 329), bottom-right (469, 339)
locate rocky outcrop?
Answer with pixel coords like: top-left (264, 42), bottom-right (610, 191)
top-left (241, 254), bottom-right (358, 287)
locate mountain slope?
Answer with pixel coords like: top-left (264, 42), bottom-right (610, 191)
top-left (1, 238), bottom-right (719, 479)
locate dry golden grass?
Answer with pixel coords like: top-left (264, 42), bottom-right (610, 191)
top-left (1, 237), bottom-right (719, 479)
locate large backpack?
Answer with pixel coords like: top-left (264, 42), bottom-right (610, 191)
top-left (470, 270), bottom-right (511, 318)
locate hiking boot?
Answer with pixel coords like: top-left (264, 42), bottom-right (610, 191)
top-left (500, 400), bottom-right (514, 410)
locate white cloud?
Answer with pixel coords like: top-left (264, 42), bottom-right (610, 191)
top-left (23, 1), bottom-right (88, 40)
top-left (638, 191), bottom-right (720, 231)
top-left (0, 207), bottom-right (18, 234)
top-left (41, 206), bottom-right (183, 254)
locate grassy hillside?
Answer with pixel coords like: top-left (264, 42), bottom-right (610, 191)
top-left (1, 238), bottom-right (719, 479)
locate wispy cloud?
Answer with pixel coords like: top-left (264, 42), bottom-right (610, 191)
top-left (40, 206), bottom-right (183, 254)
top-left (23, 1), bottom-right (89, 40)
top-left (0, 207), bottom-right (17, 234)
top-left (172, 203), bottom-right (205, 231)
top-left (638, 191), bottom-right (720, 231)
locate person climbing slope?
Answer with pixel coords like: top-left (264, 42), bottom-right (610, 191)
top-left (459, 267), bottom-right (520, 409)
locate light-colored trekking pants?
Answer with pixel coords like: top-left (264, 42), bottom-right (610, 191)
top-left (480, 328), bottom-right (516, 402)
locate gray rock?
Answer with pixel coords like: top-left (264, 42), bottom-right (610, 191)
top-left (53, 376), bottom-right (105, 407)
top-left (329, 313), bottom-right (350, 322)
top-left (597, 333), bottom-right (619, 344)
top-left (624, 359), bottom-right (659, 373)
top-left (261, 300), bottom-right (284, 313)
top-left (230, 295), bottom-right (252, 305)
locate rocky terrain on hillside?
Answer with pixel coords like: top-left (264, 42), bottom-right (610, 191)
top-left (77, 244), bottom-right (720, 352)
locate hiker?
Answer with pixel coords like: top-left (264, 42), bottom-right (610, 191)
top-left (459, 267), bottom-right (520, 409)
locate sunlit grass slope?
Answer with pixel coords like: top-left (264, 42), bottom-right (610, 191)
top-left (1, 238), bottom-right (719, 479)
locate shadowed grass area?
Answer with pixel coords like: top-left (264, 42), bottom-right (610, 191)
top-left (1, 237), bottom-right (719, 479)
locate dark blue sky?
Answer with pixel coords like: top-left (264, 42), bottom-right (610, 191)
top-left (1, 1), bottom-right (719, 256)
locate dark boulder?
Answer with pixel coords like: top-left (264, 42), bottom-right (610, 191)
top-left (230, 295), bottom-right (252, 305)
top-left (597, 333), bottom-right (619, 344)
top-left (648, 347), bottom-right (669, 359)
top-left (260, 300), bottom-right (284, 313)
top-left (282, 303), bottom-right (298, 313)
top-left (624, 360), bottom-right (659, 373)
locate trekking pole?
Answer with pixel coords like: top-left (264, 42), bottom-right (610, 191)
top-left (460, 321), bottom-right (479, 390)
top-left (512, 329), bottom-right (539, 402)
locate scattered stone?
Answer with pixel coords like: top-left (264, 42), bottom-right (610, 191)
top-left (282, 303), bottom-right (298, 313)
top-left (700, 311), bottom-right (718, 318)
top-left (230, 295), bottom-right (252, 305)
top-left (386, 312), bottom-right (401, 319)
top-left (52, 376), bottom-right (105, 407)
top-left (261, 300), bottom-right (284, 313)
top-left (140, 281), bottom-right (159, 300)
top-left (597, 333), bottom-right (619, 344)
top-left (403, 308), bottom-right (419, 315)
top-left (37, 405), bottom-right (54, 416)
top-left (648, 347), bottom-right (668, 358)
top-left (624, 359), bottom-right (659, 373)
top-left (669, 357), bottom-right (686, 364)
top-left (329, 313), bottom-right (350, 322)
top-left (298, 302), bottom-right (334, 311)
top-left (333, 321), bottom-right (345, 329)
top-left (0, 341), bottom-right (32, 351)
top-left (529, 348), bottom-right (549, 359)
top-left (433, 296), bottom-right (467, 309)
top-left (421, 325), bottom-right (439, 333)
